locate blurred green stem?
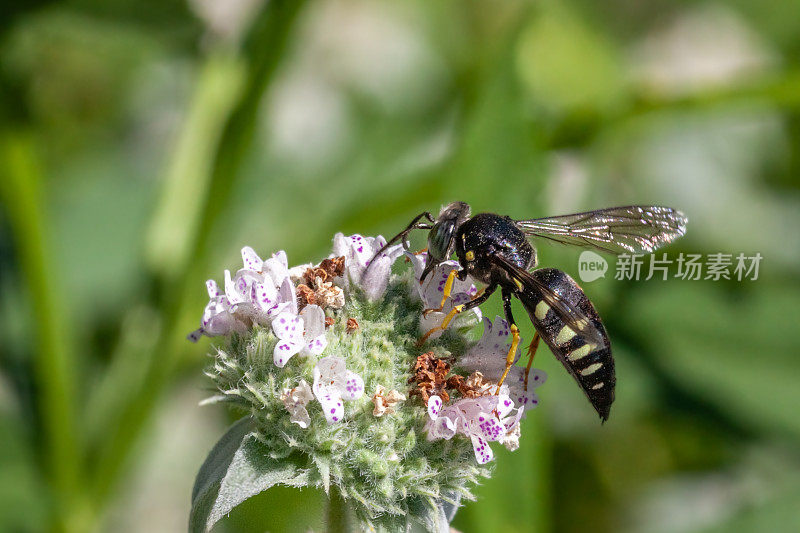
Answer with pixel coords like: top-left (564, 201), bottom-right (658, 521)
top-left (88, 0), bottom-right (308, 514)
top-left (144, 52), bottom-right (246, 279)
top-left (0, 134), bottom-right (86, 532)
top-left (326, 488), bottom-right (349, 533)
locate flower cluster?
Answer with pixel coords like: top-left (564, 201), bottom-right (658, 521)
top-left (187, 247), bottom-right (299, 341)
top-left (190, 236), bottom-right (393, 426)
top-left (190, 229), bottom-right (548, 532)
top-left (426, 388), bottom-right (524, 464)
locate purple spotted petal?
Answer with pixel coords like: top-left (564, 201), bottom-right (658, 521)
top-left (206, 279), bottom-right (221, 298)
top-left (471, 435), bottom-right (494, 464)
top-left (272, 312), bottom-right (303, 340)
top-left (305, 335), bottom-right (328, 356)
top-left (340, 371), bottom-right (364, 401)
top-left (316, 390), bottom-right (344, 424)
top-left (273, 338), bottom-right (302, 367)
top-left (254, 281), bottom-right (277, 312)
top-left (427, 395), bottom-right (443, 419)
top-left (473, 412), bottom-right (505, 442)
top-left (430, 413), bottom-right (457, 440)
top-left (241, 246), bottom-right (263, 272)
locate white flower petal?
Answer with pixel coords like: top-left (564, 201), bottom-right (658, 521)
top-left (305, 335), bottom-right (327, 356)
top-left (461, 316), bottom-right (522, 381)
top-left (429, 413), bottom-right (457, 440)
top-left (419, 260), bottom-right (458, 307)
top-left (403, 250), bottom-right (427, 281)
top-left (361, 256), bottom-right (393, 301)
top-left (283, 379), bottom-right (314, 407)
top-left (500, 424), bottom-right (521, 451)
top-left (340, 371), bottom-right (364, 400)
top-left (503, 406), bottom-right (525, 433)
top-left (263, 251), bottom-right (290, 287)
top-left (496, 394), bottom-right (515, 419)
top-left (316, 389), bottom-right (344, 424)
top-left (206, 279), bottom-right (221, 298)
top-left (272, 312), bottom-right (303, 340)
top-left (223, 270), bottom-right (239, 303)
top-left (241, 246), bottom-right (263, 272)
top-left (472, 412), bottom-right (506, 442)
top-left (253, 281), bottom-right (278, 312)
top-left (273, 338), bottom-right (302, 367)
top-left (288, 405), bottom-right (311, 428)
top-left (300, 305), bottom-right (326, 339)
top-left (332, 233), bottom-right (349, 258)
top-left (279, 277), bottom-right (298, 315)
top-left (471, 435), bottom-right (494, 464)
top-left (427, 395), bottom-right (443, 419)
top-left (312, 356), bottom-right (347, 397)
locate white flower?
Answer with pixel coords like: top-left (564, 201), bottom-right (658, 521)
top-left (332, 233), bottom-right (403, 301)
top-left (188, 247), bottom-right (297, 342)
top-left (425, 391), bottom-right (524, 465)
top-left (280, 380), bottom-right (314, 428)
top-left (187, 280), bottom-right (248, 341)
top-left (460, 315), bottom-right (547, 412)
top-left (312, 356), bottom-right (365, 424)
top-left (272, 305), bottom-right (328, 368)
top-left (406, 252), bottom-right (482, 339)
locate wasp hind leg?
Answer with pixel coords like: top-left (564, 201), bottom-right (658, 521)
top-left (496, 288), bottom-right (522, 392)
top-left (523, 332), bottom-right (541, 391)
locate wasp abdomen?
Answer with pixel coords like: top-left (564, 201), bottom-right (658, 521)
top-left (518, 268), bottom-right (616, 421)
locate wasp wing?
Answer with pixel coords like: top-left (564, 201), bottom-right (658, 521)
top-left (493, 255), bottom-right (606, 348)
top-left (516, 205), bottom-right (687, 254)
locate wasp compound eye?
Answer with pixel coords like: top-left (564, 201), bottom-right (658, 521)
top-left (427, 220), bottom-right (455, 262)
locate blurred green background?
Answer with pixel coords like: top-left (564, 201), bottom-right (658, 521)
top-left (1, 0), bottom-right (799, 531)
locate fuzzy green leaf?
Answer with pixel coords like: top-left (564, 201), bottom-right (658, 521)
top-left (189, 417), bottom-right (309, 532)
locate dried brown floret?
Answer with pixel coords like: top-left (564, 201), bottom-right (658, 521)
top-left (408, 352), bottom-right (453, 403)
top-left (325, 316), bottom-right (335, 328)
top-left (297, 277), bottom-right (345, 311)
top-left (296, 284), bottom-right (317, 308)
top-left (302, 256), bottom-right (345, 285)
top-left (409, 353), bottom-right (498, 403)
top-left (450, 371), bottom-right (494, 398)
top-left (346, 317), bottom-right (359, 333)
top-left (371, 385), bottom-right (406, 417)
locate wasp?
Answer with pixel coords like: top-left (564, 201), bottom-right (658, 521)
top-left (373, 202), bottom-right (687, 421)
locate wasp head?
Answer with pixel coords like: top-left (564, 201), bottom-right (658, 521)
top-left (420, 202), bottom-right (471, 282)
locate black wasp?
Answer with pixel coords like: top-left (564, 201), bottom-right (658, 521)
top-left (373, 202), bottom-right (687, 421)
